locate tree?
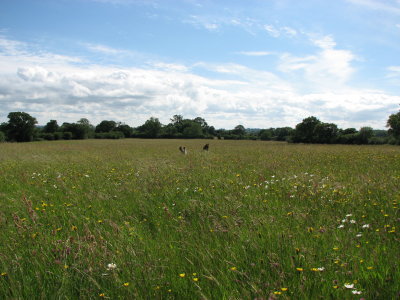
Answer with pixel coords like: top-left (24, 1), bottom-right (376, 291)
top-left (232, 125), bottom-right (246, 136)
top-left (95, 120), bottom-right (117, 133)
top-left (387, 110), bottom-right (400, 139)
top-left (137, 117), bottom-right (162, 138)
top-left (5, 112), bottom-right (37, 142)
top-left (115, 123), bottom-right (133, 138)
top-left (43, 120), bottom-right (59, 133)
top-left (293, 116), bottom-right (321, 143)
top-left (182, 122), bottom-right (203, 138)
top-left (0, 131), bottom-right (5, 142)
top-left (313, 123), bottom-right (339, 144)
top-left (356, 127), bottom-right (373, 144)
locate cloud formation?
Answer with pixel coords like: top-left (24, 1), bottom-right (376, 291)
top-left (0, 35), bottom-right (398, 129)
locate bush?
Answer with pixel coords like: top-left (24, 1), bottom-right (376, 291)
top-left (54, 132), bottom-right (63, 140)
top-left (40, 133), bottom-right (54, 140)
top-left (0, 131), bottom-right (5, 142)
top-left (63, 132), bottom-right (73, 140)
top-left (94, 131), bottom-right (125, 139)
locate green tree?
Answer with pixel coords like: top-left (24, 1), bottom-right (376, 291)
top-left (182, 122), bottom-right (203, 138)
top-left (95, 120), bottom-right (117, 133)
top-left (0, 131), bottom-right (5, 142)
top-left (387, 110), bottom-right (400, 139)
top-left (5, 112), bottom-right (38, 142)
top-left (293, 116), bottom-right (321, 143)
top-left (313, 122), bottom-right (339, 144)
top-left (115, 123), bottom-right (133, 138)
top-left (232, 125), bottom-right (246, 136)
top-left (137, 117), bottom-right (162, 138)
top-left (43, 120), bottom-right (59, 133)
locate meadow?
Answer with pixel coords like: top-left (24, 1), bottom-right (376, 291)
top-left (0, 139), bottom-right (399, 299)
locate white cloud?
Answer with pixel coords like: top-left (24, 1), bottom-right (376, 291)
top-left (279, 35), bottom-right (356, 90)
top-left (264, 25), bottom-right (280, 37)
top-left (0, 35), bottom-right (398, 129)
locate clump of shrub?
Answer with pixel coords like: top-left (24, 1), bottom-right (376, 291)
top-left (0, 131), bottom-right (5, 142)
top-left (94, 131), bottom-right (125, 139)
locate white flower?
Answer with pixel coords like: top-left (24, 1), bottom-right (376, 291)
top-left (107, 263), bottom-right (117, 270)
top-left (344, 283), bottom-right (354, 289)
top-left (352, 290), bottom-right (362, 294)
top-left (350, 220), bottom-right (356, 224)
top-left (362, 224), bottom-right (370, 228)
top-left (356, 233), bottom-right (362, 237)
top-left (341, 219), bottom-right (347, 223)
top-left (338, 224), bottom-right (345, 228)
top-left (346, 214), bottom-right (352, 217)
top-left (317, 267), bottom-right (325, 271)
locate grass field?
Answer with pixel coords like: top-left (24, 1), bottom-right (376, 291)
top-left (0, 139), bottom-right (399, 299)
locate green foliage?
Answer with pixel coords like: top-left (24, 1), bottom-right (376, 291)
top-left (4, 112), bottom-right (38, 142)
top-left (43, 120), bottom-right (59, 133)
top-left (293, 116), bottom-right (321, 143)
top-left (136, 117), bottom-right (162, 138)
top-left (0, 131), bottom-right (5, 142)
top-left (95, 120), bottom-right (117, 133)
top-left (94, 131), bottom-right (125, 139)
top-left (387, 110), bottom-right (400, 139)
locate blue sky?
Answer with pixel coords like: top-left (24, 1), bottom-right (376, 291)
top-left (0, 0), bottom-right (399, 129)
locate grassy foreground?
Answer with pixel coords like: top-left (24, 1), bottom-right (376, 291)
top-left (0, 139), bottom-right (399, 299)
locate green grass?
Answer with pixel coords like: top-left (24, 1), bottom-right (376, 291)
top-left (0, 139), bottom-right (399, 299)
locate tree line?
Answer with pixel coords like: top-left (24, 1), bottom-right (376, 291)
top-left (1, 111), bottom-right (400, 145)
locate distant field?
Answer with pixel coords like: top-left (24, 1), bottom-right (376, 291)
top-left (0, 139), bottom-right (399, 299)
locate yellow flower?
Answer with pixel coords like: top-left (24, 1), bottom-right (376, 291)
top-left (333, 285), bottom-right (339, 289)
top-left (367, 266), bottom-right (374, 270)
top-left (99, 293), bottom-right (105, 297)
top-left (123, 282), bottom-right (129, 287)
top-left (193, 277), bottom-right (199, 282)
top-left (333, 247), bottom-right (339, 251)
top-left (71, 225), bottom-right (77, 231)
top-left (64, 265), bottom-right (69, 269)
top-left (274, 291), bottom-right (282, 295)
top-left (296, 268), bottom-right (304, 272)
top-left (230, 267), bottom-right (237, 271)
top-left (1, 272), bottom-right (7, 276)
top-left (281, 287), bottom-right (288, 291)
top-left (179, 273), bottom-right (185, 278)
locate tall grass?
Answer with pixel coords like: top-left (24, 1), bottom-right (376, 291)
top-left (0, 139), bottom-right (399, 299)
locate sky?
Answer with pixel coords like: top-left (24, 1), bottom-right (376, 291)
top-left (0, 0), bottom-right (399, 129)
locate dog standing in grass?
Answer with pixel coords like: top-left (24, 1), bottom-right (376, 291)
top-left (203, 144), bottom-right (209, 151)
top-left (179, 146), bottom-right (187, 155)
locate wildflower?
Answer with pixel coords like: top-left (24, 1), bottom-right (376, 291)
top-left (333, 247), bottom-right (339, 251)
top-left (352, 290), bottom-right (362, 295)
top-left (317, 267), bottom-right (325, 271)
top-left (107, 263), bottom-right (117, 270)
top-left (296, 268), bottom-right (304, 272)
top-left (193, 277), bottom-right (199, 282)
top-left (64, 265), bottom-right (69, 269)
top-left (71, 225), bottom-right (77, 231)
top-left (99, 293), bottom-right (105, 297)
top-left (344, 283), bottom-right (354, 289)
top-left (1, 272), bottom-right (7, 276)
top-left (281, 287), bottom-right (288, 291)
top-left (362, 224), bottom-right (370, 228)
top-left (346, 214), bottom-right (352, 217)
top-left (350, 220), bottom-right (356, 224)
top-left (230, 267), bottom-right (237, 271)
top-left (179, 273), bottom-right (185, 278)
top-left (337, 224), bottom-right (345, 228)
top-left (273, 291), bottom-right (282, 295)
top-left (367, 266), bottom-right (374, 270)
top-left (356, 233), bottom-right (362, 237)
top-left (123, 282), bottom-right (129, 287)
